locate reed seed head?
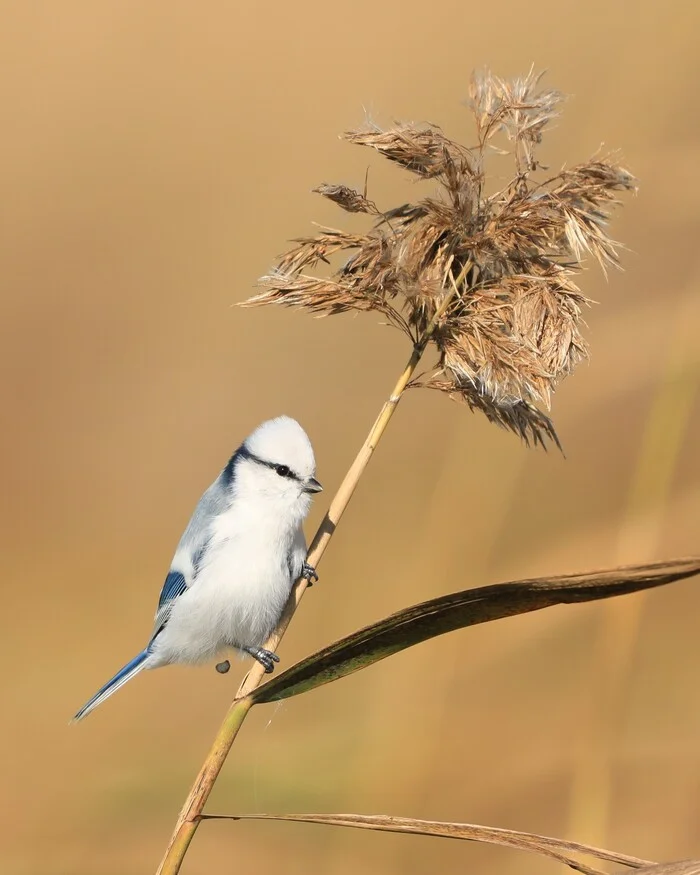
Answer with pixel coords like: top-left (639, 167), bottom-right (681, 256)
top-left (245, 69), bottom-right (637, 449)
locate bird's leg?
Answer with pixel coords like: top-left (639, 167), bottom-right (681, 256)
top-left (301, 561), bottom-right (319, 586)
top-left (243, 645), bottom-right (280, 674)
top-left (215, 660), bottom-right (230, 674)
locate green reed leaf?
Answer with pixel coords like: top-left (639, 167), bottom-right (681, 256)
top-left (251, 558), bottom-right (700, 704)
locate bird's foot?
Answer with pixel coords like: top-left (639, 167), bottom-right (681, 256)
top-left (215, 660), bottom-right (231, 674)
top-left (244, 646), bottom-right (280, 674)
top-left (301, 561), bottom-right (319, 586)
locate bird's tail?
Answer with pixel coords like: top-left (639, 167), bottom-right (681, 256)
top-left (72, 649), bottom-right (150, 722)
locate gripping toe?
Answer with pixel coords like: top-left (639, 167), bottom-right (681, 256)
top-left (244, 646), bottom-right (280, 674)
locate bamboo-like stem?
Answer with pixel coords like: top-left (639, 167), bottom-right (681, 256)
top-left (158, 696), bottom-right (253, 867)
top-left (156, 270), bottom-right (468, 875)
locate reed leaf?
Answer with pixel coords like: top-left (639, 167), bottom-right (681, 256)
top-left (252, 558), bottom-right (700, 704)
top-left (631, 864), bottom-right (700, 875)
top-left (200, 813), bottom-right (653, 875)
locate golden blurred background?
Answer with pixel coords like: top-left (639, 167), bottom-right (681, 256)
top-left (2, 2), bottom-right (699, 873)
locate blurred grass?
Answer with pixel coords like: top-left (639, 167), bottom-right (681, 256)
top-left (567, 294), bottom-right (700, 845)
top-left (1, 2), bottom-right (699, 874)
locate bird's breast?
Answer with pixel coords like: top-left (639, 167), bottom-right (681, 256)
top-left (190, 508), bottom-right (299, 642)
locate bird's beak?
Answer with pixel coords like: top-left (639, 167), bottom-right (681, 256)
top-left (303, 477), bottom-right (323, 494)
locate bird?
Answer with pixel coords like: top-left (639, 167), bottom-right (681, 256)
top-left (72, 415), bottom-right (322, 722)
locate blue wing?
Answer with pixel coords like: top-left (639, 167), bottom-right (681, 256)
top-left (157, 569), bottom-right (187, 611)
top-left (150, 570), bottom-right (187, 642)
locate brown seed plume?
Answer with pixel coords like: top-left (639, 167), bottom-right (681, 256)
top-left (245, 69), bottom-right (637, 448)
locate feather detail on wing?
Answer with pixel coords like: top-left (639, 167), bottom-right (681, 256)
top-left (150, 569), bottom-right (188, 640)
top-left (148, 455), bottom-right (238, 642)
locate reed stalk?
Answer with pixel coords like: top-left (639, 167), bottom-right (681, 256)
top-left (156, 271), bottom-right (467, 875)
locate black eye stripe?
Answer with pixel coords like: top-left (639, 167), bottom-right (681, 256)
top-left (239, 446), bottom-right (300, 481)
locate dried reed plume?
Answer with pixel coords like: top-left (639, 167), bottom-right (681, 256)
top-left (246, 69), bottom-right (637, 448)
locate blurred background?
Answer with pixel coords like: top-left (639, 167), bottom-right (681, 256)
top-left (2, 2), bottom-right (699, 873)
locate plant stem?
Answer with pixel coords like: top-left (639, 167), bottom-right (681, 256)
top-left (156, 272), bottom-right (466, 875)
top-left (158, 696), bottom-right (253, 868)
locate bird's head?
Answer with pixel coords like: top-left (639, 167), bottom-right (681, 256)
top-left (233, 416), bottom-right (322, 519)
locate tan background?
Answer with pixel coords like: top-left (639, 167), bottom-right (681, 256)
top-left (2, 2), bottom-right (699, 874)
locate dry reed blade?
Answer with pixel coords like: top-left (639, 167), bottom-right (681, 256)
top-left (630, 864), bottom-right (700, 875)
top-left (199, 813), bottom-right (654, 875)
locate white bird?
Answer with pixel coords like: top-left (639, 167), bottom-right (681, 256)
top-left (73, 415), bottom-right (322, 722)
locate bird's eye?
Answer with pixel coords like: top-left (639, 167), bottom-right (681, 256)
top-left (275, 464), bottom-right (291, 478)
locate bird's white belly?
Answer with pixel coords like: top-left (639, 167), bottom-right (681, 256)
top-left (150, 537), bottom-right (293, 666)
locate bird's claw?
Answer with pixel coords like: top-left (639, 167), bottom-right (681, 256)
top-left (244, 646), bottom-right (280, 674)
top-left (301, 561), bottom-right (319, 586)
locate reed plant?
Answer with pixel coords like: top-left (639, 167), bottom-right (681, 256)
top-left (155, 70), bottom-right (700, 875)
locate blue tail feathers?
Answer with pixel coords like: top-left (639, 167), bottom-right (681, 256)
top-left (72, 649), bottom-right (150, 722)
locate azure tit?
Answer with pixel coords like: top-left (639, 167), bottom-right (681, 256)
top-left (73, 416), bottom-right (322, 722)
